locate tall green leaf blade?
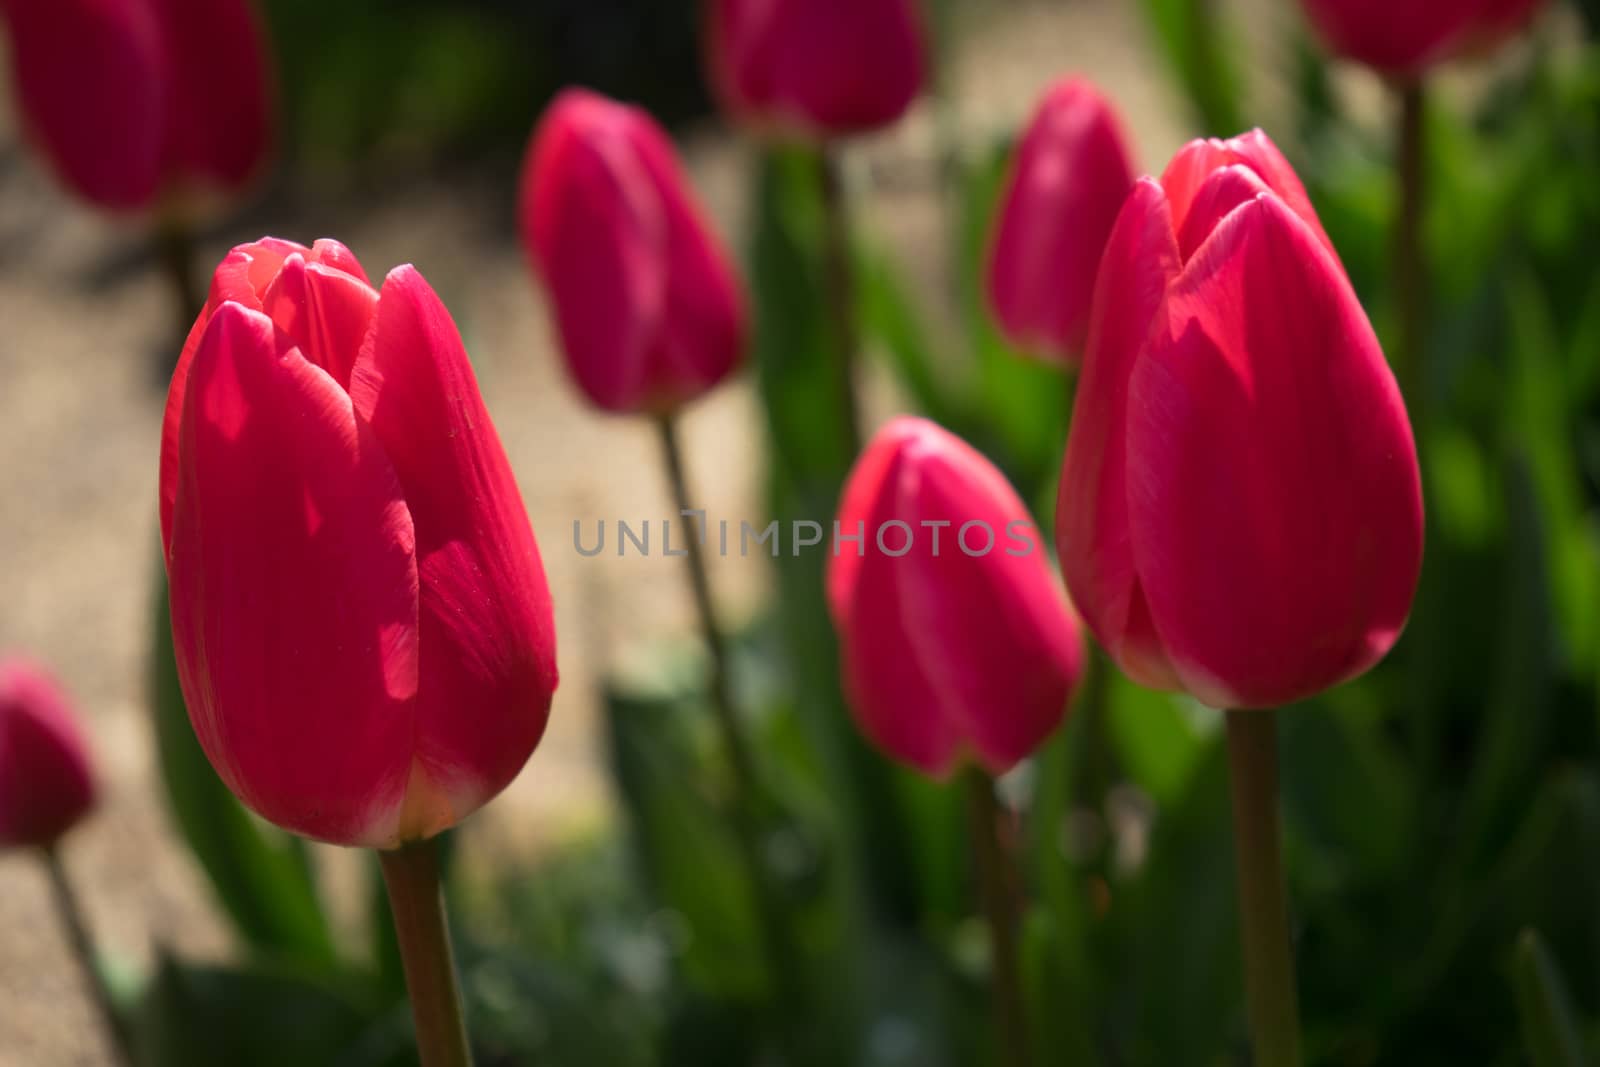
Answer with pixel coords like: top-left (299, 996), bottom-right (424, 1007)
top-left (748, 147), bottom-right (928, 925)
top-left (1135, 0), bottom-right (1245, 135)
top-left (1513, 929), bottom-right (1592, 1067)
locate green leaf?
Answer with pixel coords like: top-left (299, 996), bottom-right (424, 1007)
top-left (1135, 0), bottom-right (1245, 135)
top-left (604, 662), bottom-right (767, 999)
top-left (1513, 929), bottom-right (1592, 1067)
top-left (1103, 676), bottom-right (1213, 808)
top-left (856, 246), bottom-right (961, 426)
top-left (136, 957), bottom-right (385, 1067)
top-left (1109, 737), bottom-right (1241, 1063)
top-left (954, 142), bottom-right (1070, 499)
top-left (748, 146), bottom-right (931, 926)
top-left (149, 567), bottom-right (337, 968)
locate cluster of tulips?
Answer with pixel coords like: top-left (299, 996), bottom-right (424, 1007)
top-left (0, 0), bottom-right (1551, 1064)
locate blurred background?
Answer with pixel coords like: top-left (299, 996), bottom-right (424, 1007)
top-left (3, 0), bottom-right (1600, 1064)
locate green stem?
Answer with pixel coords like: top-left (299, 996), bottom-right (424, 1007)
top-left (966, 769), bottom-right (1030, 1067)
top-left (1224, 710), bottom-right (1302, 1067)
top-left (654, 413), bottom-right (803, 1022)
top-left (1070, 645), bottom-right (1114, 816)
top-left (156, 214), bottom-right (202, 337)
top-left (1394, 80), bottom-right (1427, 420)
top-left (42, 847), bottom-right (137, 1067)
top-left (378, 839), bottom-right (474, 1067)
top-left (817, 147), bottom-right (864, 458)
top-left (154, 212), bottom-right (202, 381)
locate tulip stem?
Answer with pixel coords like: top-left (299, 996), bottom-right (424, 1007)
top-left (1224, 710), bottom-right (1302, 1067)
top-left (378, 839), bottom-right (474, 1067)
top-left (653, 413), bottom-right (803, 1025)
top-left (818, 148), bottom-right (864, 458)
top-left (155, 212), bottom-right (202, 379)
top-left (1394, 81), bottom-right (1427, 419)
top-left (41, 847), bottom-right (137, 1067)
top-left (966, 769), bottom-right (1030, 1067)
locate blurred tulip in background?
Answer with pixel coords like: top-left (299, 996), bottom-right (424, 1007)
top-left (1297, 0), bottom-right (1546, 77)
top-left (521, 88), bottom-right (747, 414)
top-left (1057, 131), bottom-right (1423, 710)
top-left (829, 416), bottom-right (1085, 777)
top-left (986, 76), bottom-right (1137, 363)
top-left (704, 0), bottom-right (927, 140)
top-left (0, 0), bottom-right (273, 212)
top-left (160, 238), bottom-right (558, 848)
top-left (0, 658), bottom-right (97, 850)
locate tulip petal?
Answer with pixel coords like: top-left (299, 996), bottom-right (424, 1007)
top-left (153, 0), bottom-right (274, 191)
top-left (0, 0), bottom-right (166, 210)
top-left (1126, 195), bottom-right (1423, 708)
top-left (1175, 164), bottom-right (1271, 262)
top-left (521, 91), bottom-right (668, 412)
top-left (1162, 131), bottom-right (1335, 260)
top-left (1299, 0), bottom-right (1480, 74)
top-left (770, 0), bottom-right (925, 135)
top-left (987, 77), bottom-right (1136, 359)
top-left (167, 302), bottom-right (421, 845)
top-left (834, 443), bottom-right (966, 776)
top-left (630, 115), bottom-right (747, 406)
top-left (161, 239), bottom-right (366, 553)
top-left (0, 660), bottom-right (97, 848)
top-left (1058, 179), bottom-right (1183, 689)
top-left (908, 444), bottom-right (1082, 775)
top-left (836, 418), bottom-right (1081, 777)
top-left (350, 267), bottom-right (558, 839)
top-left (260, 254), bottom-right (379, 389)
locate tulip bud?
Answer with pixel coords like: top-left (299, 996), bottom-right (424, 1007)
top-left (160, 238), bottom-right (558, 848)
top-left (520, 88), bottom-right (746, 415)
top-left (1057, 130), bottom-right (1423, 710)
top-left (986, 77), bottom-right (1137, 363)
top-left (0, 658), bottom-right (97, 850)
top-left (705, 0), bottom-right (927, 140)
top-left (0, 0), bottom-right (273, 211)
top-left (829, 417), bottom-right (1085, 777)
top-left (1297, 0), bottom-right (1544, 77)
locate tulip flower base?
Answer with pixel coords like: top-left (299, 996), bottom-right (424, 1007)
top-left (379, 839), bottom-right (474, 1067)
top-left (1224, 710), bottom-right (1302, 1067)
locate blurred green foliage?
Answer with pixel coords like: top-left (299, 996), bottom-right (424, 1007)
top-left (135, 1), bottom-right (1600, 1065)
top-left (257, 0), bottom-right (711, 169)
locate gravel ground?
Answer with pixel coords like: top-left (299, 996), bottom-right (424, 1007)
top-left (0, 2), bottom-right (1202, 1062)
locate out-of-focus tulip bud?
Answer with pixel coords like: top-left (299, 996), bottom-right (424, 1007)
top-left (153, 0), bottom-right (275, 198)
top-left (1297, 0), bottom-right (1545, 77)
top-left (0, 0), bottom-right (273, 211)
top-left (520, 88), bottom-right (746, 415)
top-left (829, 417), bottom-right (1085, 777)
top-left (160, 238), bottom-right (558, 848)
top-left (987, 77), bottom-right (1137, 363)
top-left (1057, 130), bottom-right (1423, 710)
top-left (0, 658), bottom-right (97, 849)
top-left (705, 0), bottom-right (926, 140)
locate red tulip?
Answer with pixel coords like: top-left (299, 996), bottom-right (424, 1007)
top-left (1057, 131), bottom-right (1422, 710)
top-left (987, 77), bottom-right (1137, 363)
top-left (0, 658), bottom-right (97, 849)
top-left (829, 417), bottom-right (1085, 777)
top-left (520, 88), bottom-right (746, 415)
top-left (1298, 0), bottom-right (1545, 77)
top-left (160, 238), bottom-right (558, 848)
top-left (705, 0), bottom-right (926, 140)
top-left (0, 0), bottom-right (273, 211)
